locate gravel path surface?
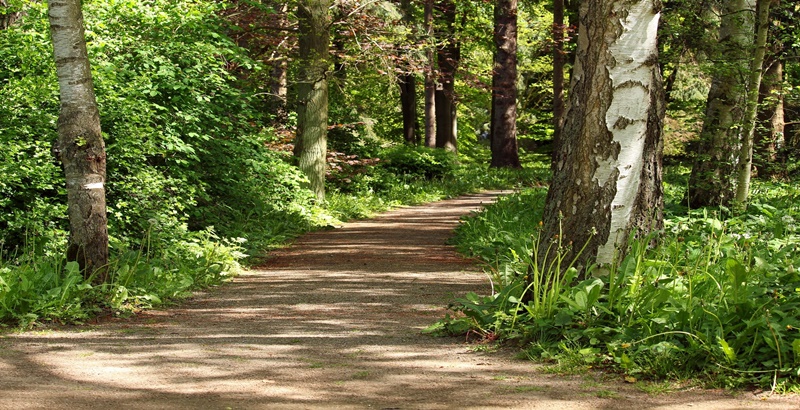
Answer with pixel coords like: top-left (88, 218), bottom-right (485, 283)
top-left (1, 192), bottom-right (798, 409)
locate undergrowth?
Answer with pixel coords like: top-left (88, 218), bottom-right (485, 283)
top-left (0, 156), bottom-right (545, 329)
top-left (431, 169), bottom-right (800, 392)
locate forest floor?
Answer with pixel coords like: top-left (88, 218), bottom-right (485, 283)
top-left (1, 191), bottom-right (799, 409)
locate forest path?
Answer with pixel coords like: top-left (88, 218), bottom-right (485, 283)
top-left (1, 192), bottom-right (798, 409)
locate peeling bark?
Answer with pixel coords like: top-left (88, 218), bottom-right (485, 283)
top-left (540, 0), bottom-right (664, 273)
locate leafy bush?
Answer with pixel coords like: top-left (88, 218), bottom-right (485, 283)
top-left (380, 145), bottom-right (458, 180)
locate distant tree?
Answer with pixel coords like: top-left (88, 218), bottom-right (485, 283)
top-left (48, 0), bottom-right (109, 282)
top-left (687, 0), bottom-right (755, 208)
top-left (423, 0), bottom-right (437, 148)
top-left (489, 0), bottom-right (520, 168)
top-left (398, 0), bottom-right (419, 145)
top-left (434, 0), bottom-right (458, 153)
top-left (539, 0), bottom-right (664, 273)
top-left (294, 0), bottom-right (332, 201)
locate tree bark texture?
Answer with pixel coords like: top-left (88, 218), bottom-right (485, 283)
top-left (434, 0), bottom-right (458, 153)
top-left (489, 0), bottom-right (521, 168)
top-left (48, 0), bottom-right (109, 282)
top-left (687, 0), bottom-right (755, 208)
top-left (735, 0), bottom-right (772, 203)
top-left (294, 0), bottom-right (331, 202)
top-left (424, 0), bottom-right (437, 148)
top-left (541, 0), bottom-right (664, 271)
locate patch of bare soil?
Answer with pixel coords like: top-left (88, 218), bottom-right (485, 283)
top-left (1, 192), bottom-right (798, 409)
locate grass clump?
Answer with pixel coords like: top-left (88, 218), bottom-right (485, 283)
top-left (433, 167), bottom-right (800, 392)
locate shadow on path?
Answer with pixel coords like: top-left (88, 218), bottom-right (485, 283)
top-left (1, 192), bottom-right (797, 409)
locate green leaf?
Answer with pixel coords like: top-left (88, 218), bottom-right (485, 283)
top-left (718, 337), bottom-right (737, 363)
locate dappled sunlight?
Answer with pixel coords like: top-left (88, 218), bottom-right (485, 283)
top-left (2, 193), bottom-right (796, 409)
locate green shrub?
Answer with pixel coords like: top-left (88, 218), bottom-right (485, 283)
top-left (438, 176), bottom-right (800, 391)
top-left (380, 145), bottom-right (458, 180)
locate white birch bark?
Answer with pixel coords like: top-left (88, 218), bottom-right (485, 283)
top-left (594, 1), bottom-right (662, 264)
top-left (539, 0), bottom-right (664, 274)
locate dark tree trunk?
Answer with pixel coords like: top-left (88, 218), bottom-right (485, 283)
top-left (434, 0), bottom-right (458, 153)
top-left (294, 0), bottom-right (332, 202)
top-left (489, 0), bottom-right (520, 168)
top-left (423, 0), bottom-right (437, 148)
top-left (540, 0), bottom-right (664, 274)
top-left (266, 3), bottom-right (289, 121)
top-left (398, 0), bottom-right (418, 145)
top-left (48, 0), bottom-right (109, 283)
top-left (399, 74), bottom-right (418, 145)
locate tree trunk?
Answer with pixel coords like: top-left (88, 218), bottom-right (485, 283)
top-left (399, 74), bottom-right (418, 144)
top-left (754, 58), bottom-right (784, 177)
top-left (267, 3), bottom-right (289, 121)
top-left (551, 0), bottom-right (565, 163)
top-left (735, 0), bottom-right (772, 203)
top-left (398, 0), bottom-right (418, 145)
top-left (434, 0), bottom-right (458, 153)
top-left (423, 0), bottom-right (437, 148)
top-left (489, 0), bottom-right (520, 168)
top-left (540, 0), bottom-right (664, 273)
top-left (48, 0), bottom-right (109, 283)
top-left (294, 0), bottom-right (331, 202)
top-left (687, 0), bottom-right (755, 208)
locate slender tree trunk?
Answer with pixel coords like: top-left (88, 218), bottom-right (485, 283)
top-left (423, 0), bottom-right (437, 148)
top-left (48, 0), bottom-right (109, 283)
top-left (551, 0), bottom-right (565, 162)
top-left (434, 0), bottom-right (458, 153)
top-left (540, 0), bottom-right (664, 273)
top-left (735, 0), bottom-right (772, 203)
top-left (755, 58), bottom-right (784, 177)
top-left (687, 0), bottom-right (755, 208)
top-left (267, 3), bottom-right (289, 121)
top-left (489, 0), bottom-right (520, 168)
top-left (294, 0), bottom-right (331, 202)
top-left (398, 0), bottom-right (418, 145)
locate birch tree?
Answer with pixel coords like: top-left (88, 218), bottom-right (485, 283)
top-left (539, 0), bottom-right (665, 273)
top-left (294, 0), bottom-right (332, 202)
top-left (687, 0), bottom-right (755, 208)
top-left (48, 0), bottom-right (109, 282)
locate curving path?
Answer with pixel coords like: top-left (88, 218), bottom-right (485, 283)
top-left (1, 192), bottom-right (798, 409)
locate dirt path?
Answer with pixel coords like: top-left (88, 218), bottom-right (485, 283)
top-left (1, 192), bottom-right (798, 409)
